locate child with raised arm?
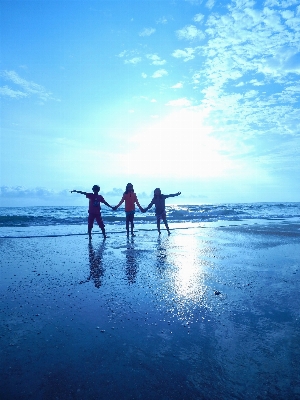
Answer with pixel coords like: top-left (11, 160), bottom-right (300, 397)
top-left (113, 183), bottom-right (144, 237)
top-left (71, 185), bottom-right (113, 239)
top-left (143, 188), bottom-right (181, 234)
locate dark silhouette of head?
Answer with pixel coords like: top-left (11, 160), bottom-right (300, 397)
top-left (125, 183), bottom-right (134, 194)
top-left (92, 185), bottom-right (100, 193)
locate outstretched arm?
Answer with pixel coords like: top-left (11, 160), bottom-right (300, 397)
top-left (135, 198), bottom-right (144, 212)
top-left (102, 199), bottom-right (113, 209)
top-left (165, 192), bottom-right (181, 198)
top-left (70, 190), bottom-right (87, 195)
top-left (113, 197), bottom-right (125, 210)
top-left (143, 199), bottom-right (154, 213)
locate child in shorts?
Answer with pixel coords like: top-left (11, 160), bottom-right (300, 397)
top-left (113, 183), bottom-right (144, 236)
top-left (71, 185), bottom-right (113, 239)
top-left (143, 188), bottom-right (181, 234)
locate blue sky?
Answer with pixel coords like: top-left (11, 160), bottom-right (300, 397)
top-left (1, 0), bottom-right (300, 206)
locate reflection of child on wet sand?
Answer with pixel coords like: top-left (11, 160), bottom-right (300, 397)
top-left (143, 188), bottom-right (181, 234)
top-left (113, 183), bottom-right (144, 237)
top-left (79, 242), bottom-right (105, 288)
top-left (71, 185), bottom-right (113, 239)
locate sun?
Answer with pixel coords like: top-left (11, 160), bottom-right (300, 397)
top-left (118, 108), bottom-right (234, 179)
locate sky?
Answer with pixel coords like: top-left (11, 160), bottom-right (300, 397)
top-left (1, 0), bottom-right (300, 206)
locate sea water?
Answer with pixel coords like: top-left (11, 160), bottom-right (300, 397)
top-left (0, 202), bottom-right (299, 237)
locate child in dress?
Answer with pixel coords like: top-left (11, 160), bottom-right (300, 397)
top-left (113, 183), bottom-right (144, 236)
top-left (71, 185), bottom-right (113, 239)
top-left (143, 188), bottom-right (181, 234)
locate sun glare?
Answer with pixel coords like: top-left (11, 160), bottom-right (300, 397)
top-left (119, 109), bottom-right (233, 178)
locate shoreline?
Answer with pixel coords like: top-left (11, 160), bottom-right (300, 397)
top-left (1, 216), bottom-right (300, 239)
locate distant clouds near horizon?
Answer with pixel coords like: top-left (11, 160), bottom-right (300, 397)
top-left (0, 186), bottom-right (208, 207)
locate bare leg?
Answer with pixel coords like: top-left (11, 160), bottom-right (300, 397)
top-left (157, 219), bottom-right (161, 234)
top-left (163, 217), bottom-right (170, 234)
top-left (131, 221), bottom-right (135, 236)
top-left (95, 215), bottom-right (106, 239)
top-left (88, 226), bottom-right (92, 239)
top-left (126, 219), bottom-right (130, 236)
top-left (101, 226), bottom-right (107, 239)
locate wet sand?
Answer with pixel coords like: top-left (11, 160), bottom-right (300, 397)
top-left (0, 223), bottom-right (300, 399)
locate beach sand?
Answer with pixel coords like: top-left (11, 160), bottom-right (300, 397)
top-left (0, 222), bottom-right (299, 399)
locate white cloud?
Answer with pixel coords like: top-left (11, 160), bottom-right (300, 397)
top-left (284, 14), bottom-right (300, 29)
top-left (124, 57), bottom-right (142, 65)
top-left (284, 52), bottom-right (300, 71)
top-left (141, 73), bottom-right (147, 78)
top-left (103, 188), bottom-right (124, 197)
top-left (193, 13), bottom-right (205, 23)
top-left (118, 50), bottom-right (127, 57)
top-left (0, 186), bottom-right (133, 201)
top-left (265, 0), bottom-right (299, 7)
top-left (165, 97), bottom-right (192, 107)
top-left (281, 10), bottom-right (294, 19)
top-left (104, 188), bottom-right (150, 199)
top-left (139, 28), bottom-right (156, 37)
top-left (146, 54), bottom-right (166, 65)
top-left (0, 70), bottom-right (57, 101)
top-left (0, 85), bottom-right (27, 98)
top-left (152, 69), bottom-right (168, 78)
top-left (259, 48), bottom-right (300, 76)
top-left (139, 96), bottom-right (157, 103)
top-left (156, 16), bottom-right (168, 24)
top-left (192, 72), bottom-right (201, 84)
top-left (0, 186), bottom-right (66, 198)
top-left (184, 0), bottom-right (203, 4)
top-left (171, 82), bottom-right (183, 89)
top-left (176, 25), bottom-right (205, 41)
top-left (249, 79), bottom-right (264, 86)
top-left (202, 2), bottom-right (300, 92)
top-left (172, 47), bottom-right (199, 61)
top-left (197, 82), bottom-right (300, 142)
top-left (206, 0), bottom-right (215, 9)
top-left (244, 90), bottom-right (258, 98)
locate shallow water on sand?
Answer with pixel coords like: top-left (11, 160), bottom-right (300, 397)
top-left (0, 223), bottom-right (300, 399)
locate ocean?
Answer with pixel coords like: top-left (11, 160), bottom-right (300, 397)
top-left (0, 202), bottom-right (299, 238)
